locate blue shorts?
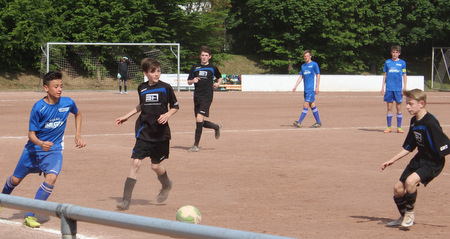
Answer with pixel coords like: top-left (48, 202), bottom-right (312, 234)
top-left (13, 150), bottom-right (63, 179)
top-left (304, 91), bottom-right (316, 103)
top-left (384, 91), bottom-right (403, 103)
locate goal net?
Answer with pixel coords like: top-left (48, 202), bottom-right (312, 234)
top-left (431, 47), bottom-right (450, 90)
top-left (40, 42), bottom-right (181, 91)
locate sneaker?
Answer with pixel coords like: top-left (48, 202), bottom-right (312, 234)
top-left (215, 123), bottom-right (222, 139)
top-left (157, 181), bottom-right (173, 203)
top-left (119, 91), bottom-right (123, 94)
top-left (397, 127), bottom-right (404, 133)
top-left (116, 200), bottom-right (130, 210)
top-left (188, 145), bottom-right (199, 152)
top-left (401, 211), bottom-right (415, 227)
top-left (125, 91), bottom-right (128, 94)
top-left (23, 216), bottom-right (41, 228)
top-left (383, 127), bottom-right (392, 133)
top-left (310, 122), bottom-right (322, 128)
top-left (386, 216), bottom-right (403, 227)
top-left (293, 121), bottom-right (302, 128)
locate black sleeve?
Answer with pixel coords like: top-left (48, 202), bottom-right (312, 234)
top-left (430, 117), bottom-right (450, 157)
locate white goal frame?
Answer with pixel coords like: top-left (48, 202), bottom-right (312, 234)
top-left (43, 42), bottom-right (181, 90)
top-left (431, 47), bottom-right (450, 89)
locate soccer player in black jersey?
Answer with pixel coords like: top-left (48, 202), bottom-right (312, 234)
top-left (381, 89), bottom-right (450, 227)
top-left (115, 58), bottom-right (179, 209)
top-left (187, 46), bottom-right (223, 152)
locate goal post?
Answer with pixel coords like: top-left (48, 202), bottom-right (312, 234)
top-left (431, 47), bottom-right (450, 90)
top-left (41, 42), bottom-right (182, 91)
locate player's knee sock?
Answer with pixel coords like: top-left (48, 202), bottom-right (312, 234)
top-left (25, 182), bottom-right (54, 218)
top-left (122, 177), bottom-right (137, 205)
top-left (124, 85), bottom-right (127, 92)
top-left (203, 120), bottom-right (219, 130)
top-left (393, 195), bottom-right (406, 217)
top-left (311, 106), bottom-right (321, 124)
top-left (396, 113), bottom-right (402, 128)
top-left (157, 171), bottom-right (171, 189)
top-left (386, 114), bottom-right (393, 127)
top-left (298, 108), bottom-right (308, 123)
top-left (119, 85), bottom-right (122, 92)
top-left (2, 176), bottom-right (17, 194)
top-left (194, 122), bottom-right (204, 146)
top-left (405, 191), bottom-right (417, 212)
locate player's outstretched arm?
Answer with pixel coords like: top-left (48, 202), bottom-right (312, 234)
top-left (381, 149), bottom-right (410, 171)
top-left (116, 105), bottom-right (141, 126)
top-left (292, 76), bottom-right (303, 92)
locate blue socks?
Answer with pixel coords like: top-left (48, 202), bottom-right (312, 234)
top-left (25, 182), bottom-right (54, 218)
top-left (298, 107), bottom-right (321, 124)
top-left (312, 106), bottom-right (321, 124)
top-left (397, 113), bottom-right (402, 128)
top-left (2, 176), bottom-right (16, 194)
top-left (386, 114), bottom-right (393, 127)
top-left (298, 108), bottom-right (308, 124)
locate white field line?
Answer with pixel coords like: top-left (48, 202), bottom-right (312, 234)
top-left (1, 124), bottom-right (449, 140)
top-left (0, 218), bottom-right (97, 239)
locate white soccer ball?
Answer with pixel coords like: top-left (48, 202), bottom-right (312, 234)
top-left (176, 205), bottom-right (201, 224)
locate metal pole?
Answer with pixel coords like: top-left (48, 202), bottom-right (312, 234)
top-left (431, 47), bottom-right (434, 89)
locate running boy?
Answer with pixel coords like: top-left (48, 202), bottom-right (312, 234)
top-left (292, 50), bottom-right (322, 128)
top-left (1, 71), bottom-right (86, 228)
top-left (381, 45), bottom-right (407, 133)
top-left (187, 46), bottom-right (223, 152)
top-left (381, 89), bottom-right (450, 227)
top-left (116, 58), bottom-right (178, 210)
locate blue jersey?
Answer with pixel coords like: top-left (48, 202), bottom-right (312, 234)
top-left (383, 59), bottom-right (406, 91)
top-left (300, 61), bottom-right (320, 93)
top-left (25, 97), bottom-right (78, 153)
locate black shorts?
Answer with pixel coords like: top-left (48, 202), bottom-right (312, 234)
top-left (194, 100), bottom-right (212, 117)
top-left (131, 138), bottom-right (169, 164)
top-left (399, 155), bottom-right (445, 186)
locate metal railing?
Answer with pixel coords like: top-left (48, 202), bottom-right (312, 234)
top-left (0, 194), bottom-right (296, 239)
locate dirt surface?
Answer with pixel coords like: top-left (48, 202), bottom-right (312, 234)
top-left (1, 90), bottom-right (450, 239)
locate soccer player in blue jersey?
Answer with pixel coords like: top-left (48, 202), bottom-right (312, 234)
top-left (381, 45), bottom-right (407, 133)
top-left (292, 50), bottom-right (322, 128)
top-left (381, 89), bottom-right (450, 227)
top-left (1, 71), bottom-right (86, 228)
top-left (187, 46), bottom-right (223, 152)
top-left (116, 58), bottom-right (179, 210)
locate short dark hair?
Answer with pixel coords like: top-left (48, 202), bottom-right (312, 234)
top-left (43, 71), bottom-right (62, 86)
top-left (141, 58), bottom-right (161, 73)
top-left (303, 50), bottom-right (312, 56)
top-left (391, 45), bottom-right (402, 52)
top-left (200, 45), bottom-right (212, 55)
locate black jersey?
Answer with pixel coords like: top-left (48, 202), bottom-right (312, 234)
top-left (134, 81), bottom-right (179, 142)
top-left (188, 63), bottom-right (222, 101)
top-left (403, 112), bottom-right (450, 165)
top-left (118, 60), bottom-right (129, 78)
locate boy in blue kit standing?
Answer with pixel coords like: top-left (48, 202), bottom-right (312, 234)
top-left (381, 89), bottom-right (450, 227)
top-left (292, 50), bottom-right (322, 128)
top-left (1, 71), bottom-right (86, 228)
top-left (116, 58), bottom-right (179, 210)
top-left (381, 45), bottom-right (407, 133)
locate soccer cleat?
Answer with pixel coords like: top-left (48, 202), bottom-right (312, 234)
top-left (116, 200), bottom-right (130, 210)
top-left (125, 91), bottom-right (128, 94)
top-left (310, 122), bottom-right (322, 128)
top-left (215, 123), bottom-right (222, 139)
top-left (23, 216), bottom-right (41, 228)
top-left (383, 127), bottom-right (392, 133)
top-left (386, 216), bottom-right (403, 227)
top-left (401, 211), bottom-right (415, 227)
top-left (188, 145), bottom-right (199, 152)
top-left (119, 91), bottom-right (123, 94)
top-left (157, 181), bottom-right (172, 203)
top-left (397, 127), bottom-right (404, 133)
top-left (293, 121), bottom-right (302, 128)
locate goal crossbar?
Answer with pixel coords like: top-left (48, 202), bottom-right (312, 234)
top-left (43, 42), bottom-right (181, 90)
